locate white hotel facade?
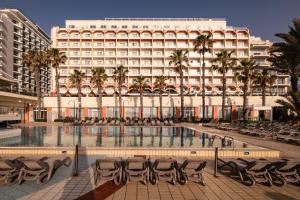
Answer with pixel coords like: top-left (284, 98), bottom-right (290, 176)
top-left (44, 18), bottom-right (288, 121)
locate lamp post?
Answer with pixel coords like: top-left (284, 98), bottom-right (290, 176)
top-left (122, 99), bottom-right (129, 119)
top-left (68, 99), bottom-right (77, 119)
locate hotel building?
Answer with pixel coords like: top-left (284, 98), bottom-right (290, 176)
top-left (45, 18), bottom-right (288, 121)
top-left (0, 9), bottom-right (51, 123)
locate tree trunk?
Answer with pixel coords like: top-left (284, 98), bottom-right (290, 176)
top-left (78, 85), bottom-right (82, 119)
top-left (159, 92), bottom-right (163, 120)
top-left (140, 92), bottom-right (143, 119)
top-left (202, 51), bottom-right (206, 119)
top-left (119, 80), bottom-right (122, 119)
top-left (180, 72), bottom-right (184, 121)
top-left (55, 67), bottom-right (62, 119)
top-left (243, 79), bottom-right (249, 121)
top-left (98, 85), bottom-right (102, 119)
top-left (222, 70), bottom-right (226, 121)
top-left (35, 67), bottom-right (41, 119)
top-left (262, 86), bottom-right (266, 106)
top-left (291, 75), bottom-right (298, 92)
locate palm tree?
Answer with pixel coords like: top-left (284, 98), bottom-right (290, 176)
top-left (154, 75), bottom-right (168, 120)
top-left (113, 65), bottom-right (129, 119)
top-left (252, 67), bottom-right (276, 106)
top-left (269, 53), bottom-right (299, 92)
top-left (211, 50), bottom-right (236, 120)
top-left (90, 67), bottom-right (107, 119)
top-left (22, 50), bottom-right (46, 119)
top-left (169, 50), bottom-right (189, 121)
top-left (233, 60), bottom-right (257, 121)
top-left (69, 70), bottom-right (85, 119)
top-left (132, 75), bottom-right (148, 119)
top-left (47, 48), bottom-right (67, 119)
top-left (271, 18), bottom-right (300, 92)
top-left (276, 91), bottom-right (300, 119)
top-left (193, 34), bottom-right (213, 119)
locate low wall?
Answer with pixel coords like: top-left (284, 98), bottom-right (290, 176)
top-left (0, 147), bottom-right (280, 158)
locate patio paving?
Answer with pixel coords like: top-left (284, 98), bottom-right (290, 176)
top-left (15, 165), bottom-right (300, 200)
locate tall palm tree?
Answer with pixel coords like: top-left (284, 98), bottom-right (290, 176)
top-left (211, 50), bottom-right (236, 120)
top-left (252, 67), bottom-right (276, 106)
top-left (169, 50), bottom-right (189, 121)
top-left (22, 50), bottom-right (46, 119)
top-left (269, 53), bottom-right (299, 92)
top-left (113, 65), bottom-right (129, 119)
top-left (154, 75), bottom-right (168, 120)
top-left (233, 60), bottom-right (257, 121)
top-left (271, 18), bottom-right (300, 92)
top-left (193, 34), bottom-right (213, 119)
top-left (69, 70), bottom-right (85, 119)
top-left (47, 48), bottom-right (67, 119)
top-left (132, 75), bottom-right (148, 119)
top-left (276, 91), bottom-right (300, 119)
top-left (90, 67), bottom-right (107, 119)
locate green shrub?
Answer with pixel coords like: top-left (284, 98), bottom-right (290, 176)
top-left (34, 118), bottom-right (47, 122)
top-left (54, 119), bottom-right (64, 122)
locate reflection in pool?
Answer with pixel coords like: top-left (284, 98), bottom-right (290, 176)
top-left (0, 126), bottom-right (257, 149)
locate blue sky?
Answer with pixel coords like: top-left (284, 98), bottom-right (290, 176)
top-left (0, 0), bottom-right (299, 41)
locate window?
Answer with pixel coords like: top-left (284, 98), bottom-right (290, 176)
top-left (84, 51), bottom-right (91, 56)
top-left (73, 51), bottom-right (78, 56)
top-left (73, 60), bottom-right (79, 64)
top-left (96, 33), bottom-right (103, 37)
top-left (143, 25), bottom-right (149, 29)
top-left (100, 25), bottom-right (106, 29)
top-left (90, 25), bottom-right (96, 29)
top-left (131, 42), bottom-right (139, 47)
top-left (143, 42), bottom-right (150, 47)
top-left (96, 42), bottom-right (103, 46)
top-left (108, 33), bottom-right (115, 37)
top-left (84, 33), bottom-right (91, 37)
top-left (132, 25), bottom-right (138, 29)
top-left (69, 25), bottom-right (75, 28)
top-left (108, 42), bottom-right (115, 47)
top-left (97, 60), bottom-right (105, 66)
top-left (84, 42), bottom-right (91, 47)
top-left (73, 42), bottom-right (79, 47)
top-left (97, 51), bottom-right (103, 56)
top-left (122, 25), bottom-right (127, 29)
top-left (85, 60), bottom-right (91, 65)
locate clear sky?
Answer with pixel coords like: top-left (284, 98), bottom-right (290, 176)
top-left (0, 0), bottom-right (299, 42)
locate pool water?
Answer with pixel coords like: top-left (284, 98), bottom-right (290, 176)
top-left (0, 126), bottom-right (259, 149)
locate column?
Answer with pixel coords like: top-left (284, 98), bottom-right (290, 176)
top-left (213, 106), bottom-right (219, 120)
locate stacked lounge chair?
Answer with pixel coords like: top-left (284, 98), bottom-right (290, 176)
top-left (177, 159), bottom-right (207, 185)
top-left (17, 155), bottom-right (72, 184)
top-left (0, 156), bottom-right (23, 184)
top-left (124, 158), bottom-right (149, 184)
top-left (150, 158), bottom-right (177, 184)
top-left (218, 158), bottom-right (289, 186)
top-left (94, 158), bottom-right (122, 185)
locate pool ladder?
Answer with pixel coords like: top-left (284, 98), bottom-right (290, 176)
top-left (212, 135), bottom-right (235, 149)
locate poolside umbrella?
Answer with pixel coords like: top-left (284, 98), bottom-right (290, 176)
top-left (159, 127), bottom-right (163, 147)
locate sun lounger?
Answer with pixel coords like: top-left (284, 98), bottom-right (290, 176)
top-left (0, 156), bottom-right (23, 184)
top-left (94, 158), bottom-right (122, 185)
top-left (17, 156), bottom-right (49, 184)
top-left (218, 158), bottom-right (265, 186)
top-left (177, 159), bottom-right (206, 185)
top-left (124, 158), bottom-right (149, 184)
top-left (151, 120), bottom-right (156, 126)
top-left (138, 120), bottom-right (143, 126)
top-left (150, 158), bottom-right (177, 184)
top-left (43, 155), bottom-right (72, 181)
top-left (274, 159), bottom-right (300, 185)
top-left (169, 120), bottom-right (175, 126)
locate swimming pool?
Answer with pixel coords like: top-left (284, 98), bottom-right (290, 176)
top-left (0, 126), bottom-right (259, 149)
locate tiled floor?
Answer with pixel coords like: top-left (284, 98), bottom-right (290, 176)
top-left (14, 163), bottom-right (300, 200)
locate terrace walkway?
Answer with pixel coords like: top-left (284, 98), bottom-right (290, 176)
top-left (183, 123), bottom-right (300, 159)
top-left (16, 165), bottom-right (300, 200)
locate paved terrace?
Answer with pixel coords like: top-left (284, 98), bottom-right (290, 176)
top-left (14, 163), bottom-right (300, 200)
top-left (182, 123), bottom-right (300, 159)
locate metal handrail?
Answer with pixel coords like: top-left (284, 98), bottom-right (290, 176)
top-left (72, 144), bottom-right (79, 176)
